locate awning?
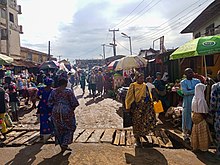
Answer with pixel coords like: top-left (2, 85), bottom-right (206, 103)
top-left (11, 59), bottom-right (38, 68)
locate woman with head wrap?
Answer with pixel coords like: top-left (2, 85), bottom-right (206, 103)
top-left (191, 83), bottom-right (212, 151)
top-left (48, 72), bottom-right (79, 152)
top-left (37, 77), bottom-right (54, 141)
top-left (125, 72), bottom-right (156, 147)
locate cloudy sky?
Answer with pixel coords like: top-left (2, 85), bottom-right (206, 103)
top-left (19, 0), bottom-right (214, 62)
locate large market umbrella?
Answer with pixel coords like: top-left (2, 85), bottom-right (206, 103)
top-left (107, 59), bottom-right (119, 70)
top-left (39, 60), bottom-right (60, 70)
top-left (115, 55), bottom-right (147, 71)
top-left (170, 35), bottom-right (220, 77)
top-left (170, 35), bottom-right (220, 60)
top-left (0, 54), bottom-right (13, 65)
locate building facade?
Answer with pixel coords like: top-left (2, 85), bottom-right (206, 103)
top-left (180, 0), bottom-right (220, 79)
top-left (0, 0), bottom-right (22, 58)
top-left (20, 47), bottom-right (54, 64)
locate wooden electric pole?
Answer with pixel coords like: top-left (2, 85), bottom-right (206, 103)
top-left (109, 29), bottom-right (119, 57)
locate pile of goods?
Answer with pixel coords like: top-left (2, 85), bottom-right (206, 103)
top-left (165, 106), bottom-right (183, 128)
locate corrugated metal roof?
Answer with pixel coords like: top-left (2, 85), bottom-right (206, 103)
top-left (181, 0), bottom-right (220, 34)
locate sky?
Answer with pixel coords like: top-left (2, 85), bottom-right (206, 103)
top-left (19, 0), bottom-right (214, 62)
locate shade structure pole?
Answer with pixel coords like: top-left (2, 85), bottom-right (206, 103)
top-left (203, 55), bottom-right (207, 78)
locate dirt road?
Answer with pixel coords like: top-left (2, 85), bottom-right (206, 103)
top-left (0, 85), bottom-right (219, 165)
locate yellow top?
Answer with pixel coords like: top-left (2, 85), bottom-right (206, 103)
top-left (125, 82), bottom-right (147, 109)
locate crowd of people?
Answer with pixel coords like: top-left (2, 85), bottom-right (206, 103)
top-left (124, 68), bottom-right (220, 159)
top-left (0, 66), bottom-right (220, 158)
top-left (0, 69), bottom-right (79, 152)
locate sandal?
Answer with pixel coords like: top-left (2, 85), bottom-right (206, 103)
top-left (61, 145), bottom-right (72, 152)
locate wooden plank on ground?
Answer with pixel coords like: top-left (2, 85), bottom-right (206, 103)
top-left (75, 129), bottom-right (94, 143)
top-left (126, 131), bottom-right (132, 146)
top-left (166, 129), bottom-right (192, 150)
top-left (4, 131), bottom-right (26, 145)
top-left (25, 134), bottom-right (41, 145)
top-left (87, 129), bottom-right (104, 143)
top-left (12, 128), bottom-right (40, 131)
top-left (151, 135), bottom-right (159, 146)
top-left (160, 130), bottom-right (173, 148)
top-left (73, 129), bottom-right (85, 142)
top-left (130, 131), bottom-right (135, 145)
top-left (119, 130), bottom-right (126, 146)
top-left (113, 130), bottom-right (121, 145)
top-left (146, 135), bottom-right (153, 144)
top-left (6, 131), bottom-right (18, 137)
top-left (154, 130), bottom-right (166, 147)
top-left (8, 131), bottom-right (37, 145)
top-left (23, 132), bottom-right (40, 145)
top-left (101, 129), bottom-right (115, 143)
top-left (141, 136), bottom-right (147, 143)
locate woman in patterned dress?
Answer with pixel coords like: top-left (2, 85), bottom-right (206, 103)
top-left (37, 78), bottom-right (53, 140)
top-left (48, 72), bottom-right (79, 152)
top-left (210, 70), bottom-right (220, 159)
top-left (125, 73), bottom-right (156, 147)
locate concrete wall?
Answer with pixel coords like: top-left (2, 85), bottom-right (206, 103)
top-left (0, 0), bottom-right (21, 56)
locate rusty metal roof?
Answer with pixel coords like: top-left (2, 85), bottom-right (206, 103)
top-left (181, 0), bottom-right (220, 34)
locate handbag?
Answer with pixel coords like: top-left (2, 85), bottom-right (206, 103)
top-left (153, 100), bottom-right (164, 113)
top-left (123, 111), bottom-right (133, 128)
top-left (123, 84), bottom-right (136, 128)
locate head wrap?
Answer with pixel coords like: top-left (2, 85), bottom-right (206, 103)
top-left (44, 77), bottom-right (53, 86)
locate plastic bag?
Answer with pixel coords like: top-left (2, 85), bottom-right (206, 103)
top-left (153, 100), bottom-right (164, 113)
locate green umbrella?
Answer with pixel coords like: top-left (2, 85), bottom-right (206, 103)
top-left (0, 54), bottom-right (13, 65)
top-left (170, 35), bottom-right (220, 77)
top-left (170, 35), bottom-right (220, 60)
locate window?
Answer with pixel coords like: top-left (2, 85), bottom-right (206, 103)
top-left (205, 55), bottom-right (214, 66)
top-left (205, 23), bottom-right (215, 36)
top-left (1, 8), bottom-right (6, 19)
top-left (27, 53), bottom-right (32, 61)
top-left (9, 12), bottom-right (14, 23)
top-left (38, 54), bottom-right (43, 63)
top-left (195, 32), bottom-right (201, 38)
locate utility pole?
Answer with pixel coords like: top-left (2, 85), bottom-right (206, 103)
top-left (48, 41), bottom-right (51, 61)
top-left (109, 29), bottom-right (119, 57)
top-left (101, 44), bottom-right (105, 59)
top-left (121, 32), bottom-right (132, 55)
top-left (58, 55), bottom-right (62, 61)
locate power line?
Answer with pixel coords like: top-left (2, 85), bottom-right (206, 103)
top-left (134, 0), bottom-right (207, 41)
top-left (119, 0), bottom-right (162, 29)
top-left (112, 0), bottom-right (146, 28)
top-left (134, 0), bottom-right (209, 43)
top-left (116, 41), bottom-right (138, 54)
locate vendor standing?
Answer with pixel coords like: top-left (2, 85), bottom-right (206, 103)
top-left (181, 68), bottom-right (200, 141)
top-left (153, 72), bottom-right (169, 110)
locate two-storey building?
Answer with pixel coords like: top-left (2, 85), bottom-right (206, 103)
top-left (180, 0), bottom-right (220, 79)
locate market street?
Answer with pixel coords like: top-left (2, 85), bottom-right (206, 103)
top-left (0, 86), bottom-right (219, 165)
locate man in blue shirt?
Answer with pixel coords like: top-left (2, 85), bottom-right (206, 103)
top-left (181, 68), bottom-right (200, 142)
